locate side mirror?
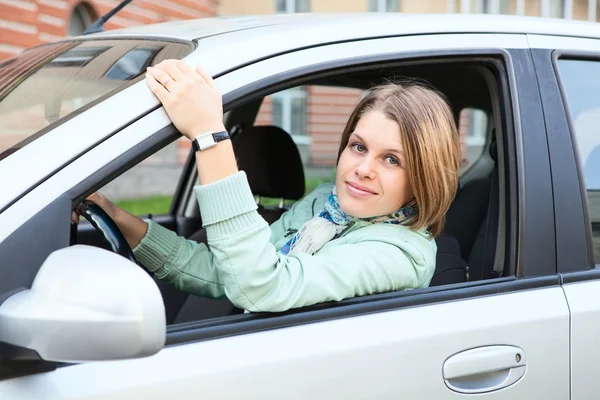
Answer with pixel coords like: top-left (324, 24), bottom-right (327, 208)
top-left (0, 245), bottom-right (165, 363)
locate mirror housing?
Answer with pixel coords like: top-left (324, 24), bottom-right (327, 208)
top-left (0, 245), bottom-right (165, 363)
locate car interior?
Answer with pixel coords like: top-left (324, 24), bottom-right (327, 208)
top-left (75, 58), bottom-right (508, 325)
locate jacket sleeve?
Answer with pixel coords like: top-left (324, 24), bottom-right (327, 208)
top-left (196, 172), bottom-right (433, 312)
top-left (133, 220), bottom-right (227, 299)
top-left (131, 172), bottom-right (306, 300)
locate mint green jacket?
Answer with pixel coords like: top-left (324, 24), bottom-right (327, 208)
top-left (133, 172), bottom-right (436, 312)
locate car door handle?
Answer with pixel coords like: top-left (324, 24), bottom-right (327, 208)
top-left (442, 345), bottom-right (526, 394)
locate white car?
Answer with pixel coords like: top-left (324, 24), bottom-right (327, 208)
top-left (1, 11), bottom-right (600, 400)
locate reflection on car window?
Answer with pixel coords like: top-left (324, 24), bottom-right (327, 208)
top-left (557, 58), bottom-right (600, 262)
top-left (0, 39), bottom-right (192, 162)
top-left (105, 48), bottom-right (158, 81)
top-left (47, 46), bottom-right (108, 67)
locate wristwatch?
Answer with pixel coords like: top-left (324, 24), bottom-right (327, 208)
top-left (191, 130), bottom-right (230, 152)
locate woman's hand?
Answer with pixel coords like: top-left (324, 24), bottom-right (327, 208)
top-left (72, 193), bottom-right (148, 249)
top-left (145, 59), bottom-right (239, 186)
top-left (145, 60), bottom-right (225, 139)
top-left (71, 192), bottom-right (117, 224)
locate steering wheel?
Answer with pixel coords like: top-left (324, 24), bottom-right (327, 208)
top-left (76, 200), bottom-right (139, 265)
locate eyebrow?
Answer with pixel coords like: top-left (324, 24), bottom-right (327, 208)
top-left (352, 133), bottom-right (404, 156)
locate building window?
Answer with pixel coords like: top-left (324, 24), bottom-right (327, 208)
top-left (272, 87), bottom-right (308, 144)
top-left (369, 0), bottom-right (400, 12)
top-left (68, 3), bottom-right (95, 36)
top-left (481, 0), bottom-right (510, 14)
top-left (275, 0), bottom-right (310, 13)
top-left (549, 0), bottom-right (565, 18)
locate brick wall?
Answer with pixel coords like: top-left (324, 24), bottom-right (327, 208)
top-left (308, 85), bottom-right (362, 166)
top-left (0, 0), bottom-right (218, 62)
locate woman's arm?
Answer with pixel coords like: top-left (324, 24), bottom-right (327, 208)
top-left (133, 220), bottom-right (226, 299)
top-left (145, 61), bottom-right (238, 185)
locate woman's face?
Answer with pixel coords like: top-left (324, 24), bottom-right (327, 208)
top-left (335, 110), bottom-right (414, 218)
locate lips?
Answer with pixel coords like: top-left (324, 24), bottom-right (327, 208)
top-left (345, 181), bottom-right (377, 196)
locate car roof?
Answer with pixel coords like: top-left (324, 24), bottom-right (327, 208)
top-left (87, 12), bottom-right (600, 42)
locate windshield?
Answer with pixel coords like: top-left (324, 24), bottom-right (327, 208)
top-left (0, 39), bottom-right (193, 161)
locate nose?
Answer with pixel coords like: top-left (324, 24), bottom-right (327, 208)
top-left (355, 156), bottom-right (376, 179)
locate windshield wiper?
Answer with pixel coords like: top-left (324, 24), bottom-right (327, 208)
top-left (84, 0), bottom-right (134, 35)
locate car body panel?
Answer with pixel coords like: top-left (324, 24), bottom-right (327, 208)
top-left (563, 281), bottom-right (600, 400)
top-left (1, 13), bottom-right (598, 399)
top-left (1, 287), bottom-right (569, 399)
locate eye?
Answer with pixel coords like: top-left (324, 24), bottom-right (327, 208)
top-left (385, 155), bottom-right (400, 166)
top-left (351, 143), bottom-right (366, 153)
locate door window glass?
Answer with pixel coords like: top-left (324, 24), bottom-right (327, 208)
top-left (256, 85), bottom-right (364, 204)
top-left (99, 137), bottom-right (188, 216)
top-left (557, 59), bottom-right (600, 261)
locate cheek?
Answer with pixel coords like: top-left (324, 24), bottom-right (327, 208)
top-left (335, 149), bottom-right (353, 179)
top-left (382, 169), bottom-right (412, 206)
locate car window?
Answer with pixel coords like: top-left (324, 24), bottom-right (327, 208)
top-left (255, 85), bottom-right (363, 206)
top-left (255, 86), bottom-right (488, 206)
top-left (0, 39), bottom-right (192, 162)
top-left (99, 138), bottom-right (188, 216)
top-left (556, 58), bottom-right (600, 262)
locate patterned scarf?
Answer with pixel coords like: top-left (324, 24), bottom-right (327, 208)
top-left (279, 186), bottom-right (417, 256)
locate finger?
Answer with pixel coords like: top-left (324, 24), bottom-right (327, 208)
top-left (175, 60), bottom-right (195, 77)
top-left (146, 73), bottom-right (171, 103)
top-left (71, 211), bottom-right (79, 224)
top-left (147, 66), bottom-right (175, 89)
top-left (195, 66), bottom-right (215, 87)
top-left (155, 62), bottom-right (186, 82)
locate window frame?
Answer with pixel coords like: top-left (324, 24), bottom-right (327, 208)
top-left (172, 51), bottom-right (535, 323)
top-left (0, 37), bottom-right (555, 358)
top-left (544, 48), bottom-right (600, 274)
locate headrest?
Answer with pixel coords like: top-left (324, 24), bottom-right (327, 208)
top-left (233, 125), bottom-right (305, 200)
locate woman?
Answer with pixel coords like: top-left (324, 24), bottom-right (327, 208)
top-left (81, 60), bottom-right (461, 312)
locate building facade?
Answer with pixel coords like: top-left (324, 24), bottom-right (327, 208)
top-left (0, 0), bottom-right (218, 62)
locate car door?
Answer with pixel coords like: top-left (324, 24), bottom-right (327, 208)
top-left (529, 34), bottom-right (600, 400)
top-left (0, 34), bottom-right (570, 399)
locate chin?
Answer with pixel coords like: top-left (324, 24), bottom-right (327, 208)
top-left (338, 195), bottom-right (372, 218)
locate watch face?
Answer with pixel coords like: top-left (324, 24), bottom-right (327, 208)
top-left (196, 133), bottom-right (217, 151)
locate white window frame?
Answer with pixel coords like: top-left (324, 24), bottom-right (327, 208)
top-left (271, 87), bottom-right (310, 145)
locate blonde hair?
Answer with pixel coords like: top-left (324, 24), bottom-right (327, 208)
top-left (337, 82), bottom-right (461, 237)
